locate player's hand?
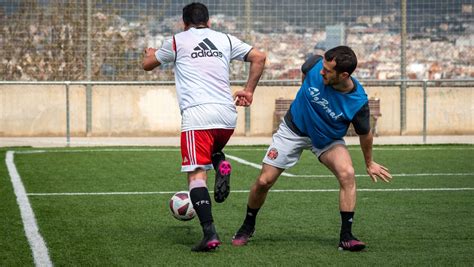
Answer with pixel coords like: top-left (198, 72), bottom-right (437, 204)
top-left (366, 161), bottom-right (392, 183)
top-left (233, 90), bottom-right (253, 107)
top-left (144, 47), bottom-right (157, 57)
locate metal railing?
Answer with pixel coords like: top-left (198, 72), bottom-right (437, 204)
top-left (1, 79), bottom-right (473, 146)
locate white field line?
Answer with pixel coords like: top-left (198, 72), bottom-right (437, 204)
top-left (13, 145), bottom-right (474, 155)
top-left (364, 147), bottom-right (473, 151)
top-left (5, 151), bottom-right (53, 267)
top-left (225, 154), bottom-right (297, 177)
top-left (26, 187), bottom-right (474, 196)
top-left (13, 149), bottom-right (474, 179)
top-left (226, 154), bottom-right (474, 178)
top-left (15, 148), bottom-right (181, 154)
top-left (293, 173), bottom-right (474, 178)
top-left (226, 147), bottom-right (472, 151)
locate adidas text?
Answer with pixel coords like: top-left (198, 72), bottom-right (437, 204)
top-left (191, 50), bottom-right (223, 58)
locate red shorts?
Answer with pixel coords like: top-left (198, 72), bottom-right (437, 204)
top-left (180, 129), bottom-right (234, 172)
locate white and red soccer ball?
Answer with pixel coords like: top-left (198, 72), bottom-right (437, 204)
top-left (169, 191), bottom-right (195, 221)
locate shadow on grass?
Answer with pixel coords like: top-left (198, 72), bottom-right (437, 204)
top-left (163, 225), bottom-right (200, 246)
top-left (244, 232), bottom-right (337, 249)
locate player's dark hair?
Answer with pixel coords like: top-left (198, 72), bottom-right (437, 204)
top-left (324, 46), bottom-right (357, 76)
top-left (182, 2), bottom-right (209, 27)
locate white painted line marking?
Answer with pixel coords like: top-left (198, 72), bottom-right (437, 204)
top-left (225, 154), bottom-right (474, 179)
top-left (293, 172), bottom-right (474, 178)
top-left (26, 187), bottom-right (474, 196)
top-left (6, 151), bottom-right (53, 267)
top-left (28, 191), bottom-right (176, 196)
top-left (14, 149), bottom-right (474, 179)
top-left (226, 154), bottom-right (474, 178)
top-left (225, 154), bottom-right (296, 177)
top-left (13, 145), bottom-right (474, 155)
top-left (269, 188), bottom-right (474, 192)
top-left (15, 148), bottom-right (180, 154)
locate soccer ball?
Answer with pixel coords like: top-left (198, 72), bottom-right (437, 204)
top-left (169, 191), bottom-right (195, 221)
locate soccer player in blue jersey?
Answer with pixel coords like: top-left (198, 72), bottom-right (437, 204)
top-left (232, 46), bottom-right (392, 251)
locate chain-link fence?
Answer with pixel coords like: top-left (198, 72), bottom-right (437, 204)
top-left (1, 0), bottom-right (473, 81)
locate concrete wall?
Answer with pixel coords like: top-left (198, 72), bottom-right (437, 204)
top-left (0, 84), bottom-right (472, 136)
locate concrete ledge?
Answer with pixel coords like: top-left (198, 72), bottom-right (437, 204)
top-left (0, 135), bottom-right (473, 148)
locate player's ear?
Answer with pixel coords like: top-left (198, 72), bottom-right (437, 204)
top-left (340, 71), bottom-right (350, 79)
top-left (181, 20), bottom-right (188, 30)
top-left (206, 20), bottom-right (211, 28)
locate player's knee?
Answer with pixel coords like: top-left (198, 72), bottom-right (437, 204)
top-left (337, 166), bottom-right (355, 185)
top-left (255, 176), bottom-right (274, 191)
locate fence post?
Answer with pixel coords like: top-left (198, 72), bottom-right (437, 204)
top-left (65, 81), bottom-right (71, 146)
top-left (244, 0), bottom-right (252, 136)
top-left (400, 0), bottom-right (407, 135)
top-left (422, 79), bottom-right (428, 144)
top-left (86, 0), bottom-right (92, 136)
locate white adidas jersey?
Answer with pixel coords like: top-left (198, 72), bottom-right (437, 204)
top-left (155, 27), bottom-right (253, 131)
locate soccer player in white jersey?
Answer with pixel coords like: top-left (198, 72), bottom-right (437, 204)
top-left (142, 2), bottom-right (266, 252)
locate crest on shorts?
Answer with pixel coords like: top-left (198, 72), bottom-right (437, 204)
top-left (267, 148), bottom-right (279, 160)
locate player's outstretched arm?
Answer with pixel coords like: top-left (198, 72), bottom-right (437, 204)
top-left (142, 47), bottom-right (161, 71)
top-left (234, 48), bottom-right (266, 106)
top-left (359, 132), bottom-right (392, 183)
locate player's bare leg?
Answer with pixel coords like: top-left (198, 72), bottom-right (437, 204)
top-left (248, 164), bottom-right (284, 208)
top-left (320, 144), bottom-right (366, 251)
top-left (232, 164), bottom-right (284, 246)
top-left (320, 145), bottom-right (356, 211)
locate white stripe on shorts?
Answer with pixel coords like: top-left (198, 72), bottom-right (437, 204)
top-left (186, 130), bottom-right (196, 165)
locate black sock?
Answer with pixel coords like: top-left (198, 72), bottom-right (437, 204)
top-left (189, 187), bottom-right (213, 229)
top-left (243, 205), bottom-right (260, 229)
top-left (211, 151), bottom-right (225, 170)
top-left (340, 211), bottom-right (355, 241)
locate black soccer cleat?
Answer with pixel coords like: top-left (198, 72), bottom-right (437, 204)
top-left (212, 152), bottom-right (231, 203)
top-left (191, 233), bottom-right (222, 252)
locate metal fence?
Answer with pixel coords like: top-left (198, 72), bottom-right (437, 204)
top-left (1, 0), bottom-right (473, 82)
top-left (1, 80), bottom-right (473, 144)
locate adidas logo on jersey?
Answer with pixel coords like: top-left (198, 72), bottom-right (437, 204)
top-left (191, 38), bottom-right (223, 58)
